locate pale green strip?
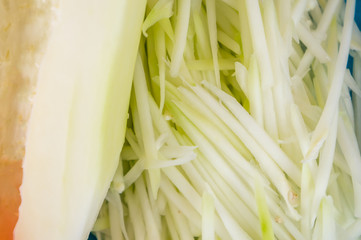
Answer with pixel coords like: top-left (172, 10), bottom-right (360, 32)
top-left (305, 0), bottom-right (355, 163)
top-left (247, 55), bottom-right (264, 127)
top-left (201, 82), bottom-right (301, 185)
top-left (186, 58), bottom-right (238, 71)
top-left (107, 189), bottom-right (128, 240)
top-left (202, 191), bottom-right (215, 240)
top-left (142, 0), bottom-right (174, 37)
top-left (169, 203), bottom-right (194, 240)
top-left (170, 0), bottom-right (191, 77)
top-left (217, 30), bottom-right (241, 55)
top-left (296, 23), bottom-right (330, 63)
top-left (134, 55), bottom-right (160, 198)
top-left (254, 177), bottom-right (275, 240)
top-left (125, 189), bottom-right (146, 240)
top-left (164, 207), bottom-right (181, 240)
top-left (134, 176), bottom-right (161, 239)
top-left (206, 0), bottom-right (221, 87)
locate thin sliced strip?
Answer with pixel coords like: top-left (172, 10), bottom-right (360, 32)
top-left (254, 177), bottom-right (275, 240)
top-left (305, 0), bottom-right (356, 162)
top-left (202, 190), bottom-right (215, 240)
top-left (134, 55), bottom-right (161, 198)
top-left (201, 81), bottom-right (301, 185)
top-left (142, 0), bottom-right (174, 37)
top-left (296, 23), bottom-right (330, 63)
top-left (206, 0), bottom-right (221, 87)
top-left (169, 0), bottom-right (191, 77)
top-left (190, 84), bottom-right (300, 219)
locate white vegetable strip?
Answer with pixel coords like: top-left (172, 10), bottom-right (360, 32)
top-left (295, 0), bottom-right (340, 77)
top-left (254, 177), bottom-right (275, 240)
top-left (134, 176), bottom-right (161, 239)
top-left (206, 0), bottom-right (221, 88)
top-left (129, 95), bottom-right (145, 153)
top-left (162, 166), bottom-right (202, 212)
top-left (169, 203), bottom-right (194, 240)
top-left (292, 0), bottom-right (308, 26)
top-left (154, 24), bottom-right (167, 112)
top-left (201, 82), bottom-right (301, 185)
top-left (311, 115), bottom-right (337, 225)
top-left (263, 0), bottom-right (293, 147)
top-left (244, 0), bottom-right (274, 88)
top-left (341, 84), bottom-right (355, 129)
top-left (185, 58), bottom-right (239, 71)
top-left (343, 219), bottom-right (361, 239)
top-left (191, 84), bottom-right (300, 219)
top-left (344, 69), bottom-right (361, 98)
top-left (142, 0), bottom-right (173, 37)
top-left (159, 177), bottom-right (203, 235)
top-left (169, 0), bottom-right (191, 77)
top-left (173, 98), bottom-right (264, 187)
top-left (159, 145), bottom-right (197, 159)
top-left (305, 0), bottom-right (355, 163)
top-left (234, 62), bottom-right (249, 98)
top-left (164, 207), bottom-right (181, 240)
top-left (237, 0), bottom-right (253, 65)
top-left (192, 9), bottom-right (212, 60)
top-left (244, 0), bottom-right (279, 140)
top-left (353, 54), bottom-right (361, 151)
top-left (151, 151), bottom-right (196, 168)
top-left (208, 189), bottom-right (253, 240)
top-left (247, 55), bottom-right (264, 127)
top-left (290, 103), bottom-right (311, 157)
top-left (296, 23), bottom-right (330, 63)
top-left (313, 63), bottom-right (329, 108)
top-left (176, 86), bottom-right (253, 159)
top-left (168, 106), bottom-right (263, 237)
top-left (217, 30), bottom-right (241, 55)
top-left (202, 191), bottom-right (215, 240)
top-left (175, 165), bottom-right (232, 238)
top-left (155, 133), bottom-right (168, 151)
top-left (144, 174), bottom-right (163, 233)
top-left (148, 93), bottom-right (178, 146)
top-left (194, 160), bottom-right (261, 238)
top-left (125, 189), bottom-right (146, 240)
top-left (169, 101), bottom-right (257, 197)
top-left (175, 123), bottom-right (264, 236)
top-left (300, 164), bottom-right (314, 240)
top-left (106, 189), bottom-right (129, 240)
top-left (337, 117), bottom-right (361, 217)
top-left (123, 159), bottom-right (144, 189)
top-left (320, 197), bottom-right (336, 240)
top-left (133, 55), bottom-right (161, 198)
top-left (111, 157), bottom-right (125, 193)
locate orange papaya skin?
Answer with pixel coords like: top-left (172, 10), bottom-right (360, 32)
top-left (0, 160), bottom-right (22, 240)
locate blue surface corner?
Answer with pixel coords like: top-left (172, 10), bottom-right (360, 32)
top-left (88, 233), bottom-right (97, 240)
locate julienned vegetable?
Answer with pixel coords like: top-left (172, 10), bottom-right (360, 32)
top-left (91, 0), bottom-right (361, 239)
top-left (1, 0), bottom-right (360, 239)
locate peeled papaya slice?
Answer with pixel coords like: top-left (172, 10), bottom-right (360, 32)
top-left (0, 0), bottom-right (146, 239)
